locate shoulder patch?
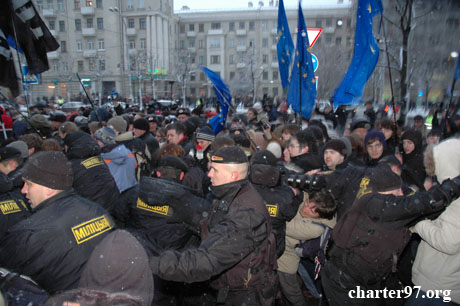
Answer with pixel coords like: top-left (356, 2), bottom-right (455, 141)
top-left (81, 156), bottom-right (104, 169)
top-left (71, 215), bottom-right (112, 244)
top-left (136, 197), bottom-right (169, 216)
top-left (0, 200), bottom-right (21, 215)
top-left (266, 204), bottom-right (278, 217)
top-left (356, 176), bottom-right (372, 199)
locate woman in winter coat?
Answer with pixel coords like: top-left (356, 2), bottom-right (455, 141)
top-left (400, 128), bottom-right (426, 191)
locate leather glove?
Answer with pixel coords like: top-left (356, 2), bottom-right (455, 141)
top-left (294, 247), bottom-right (304, 258)
top-left (428, 175), bottom-right (460, 210)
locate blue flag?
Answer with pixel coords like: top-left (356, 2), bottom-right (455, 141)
top-left (333, 0), bottom-right (383, 107)
top-left (277, 0), bottom-right (294, 89)
top-left (286, 3), bottom-right (317, 120)
top-left (454, 54), bottom-right (460, 82)
top-left (200, 66), bottom-right (232, 135)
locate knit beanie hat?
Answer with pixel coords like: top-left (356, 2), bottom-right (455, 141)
top-left (195, 126), bottom-right (215, 142)
top-left (324, 139), bottom-right (347, 157)
top-left (133, 118), bottom-right (150, 132)
top-left (369, 164), bottom-right (402, 193)
top-left (94, 127), bottom-right (116, 145)
top-left (364, 129), bottom-right (386, 147)
top-left (22, 151), bottom-right (73, 190)
top-left (107, 116), bottom-right (127, 134)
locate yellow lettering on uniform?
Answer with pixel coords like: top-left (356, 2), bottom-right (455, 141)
top-left (0, 200), bottom-right (21, 215)
top-left (357, 176), bottom-right (372, 199)
top-left (71, 216), bottom-right (112, 244)
top-left (81, 157), bottom-right (104, 169)
top-left (266, 204), bottom-right (278, 217)
top-left (136, 198), bottom-right (169, 215)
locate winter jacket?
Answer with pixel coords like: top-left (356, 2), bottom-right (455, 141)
top-left (150, 179), bottom-right (278, 305)
top-left (277, 204), bottom-right (336, 274)
top-left (0, 172), bottom-right (30, 240)
top-left (7, 163), bottom-right (25, 194)
top-left (0, 189), bottom-right (115, 294)
top-left (412, 139), bottom-right (460, 303)
top-left (65, 131), bottom-right (120, 213)
top-left (101, 144), bottom-right (137, 193)
top-left (178, 136), bottom-right (194, 156)
top-left (116, 131), bottom-right (152, 179)
top-left (290, 152), bottom-right (323, 173)
top-left (138, 131), bottom-right (159, 158)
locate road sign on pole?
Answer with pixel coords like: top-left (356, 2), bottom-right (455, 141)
top-left (311, 54), bottom-right (319, 72)
top-left (22, 65), bottom-right (40, 85)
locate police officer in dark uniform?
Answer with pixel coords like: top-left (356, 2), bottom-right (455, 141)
top-left (149, 146), bottom-right (278, 305)
top-left (0, 151), bottom-right (115, 294)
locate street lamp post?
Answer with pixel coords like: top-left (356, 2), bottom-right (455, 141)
top-left (109, 7), bottom-right (133, 104)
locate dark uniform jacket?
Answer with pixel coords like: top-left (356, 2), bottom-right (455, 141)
top-left (0, 189), bottom-right (115, 294)
top-left (150, 179), bottom-right (278, 305)
top-left (65, 131), bottom-right (120, 214)
top-left (0, 172), bottom-right (30, 240)
top-left (139, 131), bottom-right (159, 158)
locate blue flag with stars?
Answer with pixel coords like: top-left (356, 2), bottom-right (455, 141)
top-left (333, 0), bottom-right (383, 107)
top-left (287, 3), bottom-right (317, 119)
top-left (200, 66), bottom-right (232, 135)
top-left (454, 53), bottom-right (460, 82)
top-left (277, 0), bottom-right (294, 89)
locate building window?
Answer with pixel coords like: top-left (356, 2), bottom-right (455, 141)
top-left (78, 60), bottom-right (84, 72)
top-left (199, 40), bottom-right (204, 49)
top-left (190, 56), bottom-right (195, 64)
top-left (211, 23), bottom-right (221, 30)
top-left (97, 18), bottom-right (103, 30)
top-left (262, 38), bottom-right (268, 48)
top-left (76, 40), bottom-right (82, 51)
top-left (179, 24), bottom-right (185, 33)
top-left (190, 74), bottom-right (195, 81)
top-left (273, 87), bottom-right (278, 96)
top-left (47, 0), bottom-right (53, 9)
top-left (96, 0), bottom-right (102, 8)
top-left (272, 69), bottom-right (278, 80)
top-left (49, 20), bottom-right (55, 30)
top-left (325, 35), bottom-right (332, 44)
top-left (74, 0), bottom-right (80, 9)
top-left (347, 18), bottom-right (351, 28)
top-left (239, 21), bottom-right (245, 29)
top-left (139, 18), bottom-right (146, 29)
top-left (87, 18), bottom-right (93, 28)
top-left (57, 0), bottom-right (64, 11)
top-left (127, 0), bottom-right (134, 9)
top-left (89, 59), bottom-right (95, 71)
top-left (128, 18), bottom-right (135, 28)
top-left (263, 71), bottom-right (268, 80)
top-left (189, 24), bottom-right (194, 31)
top-left (229, 22), bottom-right (235, 31)
top-left (199, 23), bottom-right (204, 32)
top-left (346, 36), bottom-right (352, 47)
top-left (249, 21), bottom-right (255, 31)
top-left (98, 39), bottom-right (104, 50)
top-left (36, 0), bottom-right (43, 11)
top-left (230, 71), bottom-right (235, 80)
top-left (88, 39), bottom-right (94, 50)
top-left (200, 72), bottom-right (205, 81)
top-left (263, 87), bottom-right (268, 95)
top-left (199, 56), bottom-right (204, 65)
top-left (326, 18), bottom-right (332, 27)
top-left (140, 38), bottom-right (146, 49)
top-left (238, 38), bottom-right (245, 46)
top-left (52, 61), bottom-right (59, 71)
top-left (189, 39), bottom-right (195, 48)
top-left (210, 55), bottom-right (220, 64)
top-left (229, 55), bottom-right (234, 64)
top-left (262, 54), bottom-right (268, 64)
top-left (190, 88), bottom-right (196, 96)
top-left (315, 20), bottom-right (322, 27)
top-left (249, 39), bottom-right (255, 47)
top-left (62, 62), bottom-right (68, 72)
top-left (262, 21), bottom-right (268, 31)
top-left (129, 40), bottom-right (135, 49)
top-left (138, 0), bottom-right (144, 9)
top-left (59, 20), bottom-right (65, 32)
top-left (99, 59), bottom-right (105, 71)
top-left (335, 36), bottom-right (342, 45)
top-left (75, 19), bottom-right (81, 31)
top-left (210, 37), bottom-right (220, 48)
top-left (60, 40), bottom-right (66, 52)
top-left (272, 51), bottom-right (277, 62)
top-left (179, 40), bottom-right (185, 49)
top-left (272, 36), bottom-right (277, 44)
top-left (85, 0), bottom-right (92, 6)
top-left (229, 38), bottom-right (235, 48)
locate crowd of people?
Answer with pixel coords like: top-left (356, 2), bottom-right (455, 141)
top-left (0, 96), bottom-right (459, 306)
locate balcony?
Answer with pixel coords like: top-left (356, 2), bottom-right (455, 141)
top-left (208, 29), bottom-right (223, 35)
top-left (236, 29), bottom-right (246, 36)
top-left (186, 31), bottom-right (196, 37)
top-left (47, 50), bottom-right (60, 59)
top-left (323, 27), bottom-right (335, 34)
top-left (126, 28), bottom-right (137, 36)
top-left (82, 28), bottom-right (96, 36)
top-left (271, 28), bottom-right (278, 35)
top-left (236, 45), bottom-right (247, 52)
top-left (42, 9), bottom-right (56, 18)
top-left (187, 47), bottom-right (196, 53)
top-left (80, 6), bottom-right (95, 15)
top-left (49, 29), bottom-right (58, 38)
top-left (271, 61), bottom-right (278, 68)
top-left (83, 50), bottom-right (97, 58)
top-left (236, 62), bottom-right (246, 69)
top-left (128, 49), bottom-right (138, 57)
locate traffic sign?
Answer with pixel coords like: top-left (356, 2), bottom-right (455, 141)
top-left (311, 54), bottom-right (319, 72)
top-left (307, 28), bottom-right (322, 48)
top-left (22, 65), bottom-right (40, 85)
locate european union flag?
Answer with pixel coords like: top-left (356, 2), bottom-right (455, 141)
top-left (333, 0), bottom-right (383, 107)
top-left (277, 0), bottom-right (294, 89)
top-left (454, 54), bottom-right (460, 82)
top-left (200, 66), bottom-right (232, 135)
top-left (287, 3), bottom-right (317, 120)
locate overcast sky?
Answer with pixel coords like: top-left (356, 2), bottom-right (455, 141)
top-left (174, 0), bottom-right (344, 11)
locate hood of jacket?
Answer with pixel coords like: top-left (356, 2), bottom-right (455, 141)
top-left (116, 131), bottom-right (134, 142)
top-left (65, 131), bottom-right (101, 159)
top-left (101, 144), bottom-right (132, 166)
top-left (433, 138), bottom-right (460, 183)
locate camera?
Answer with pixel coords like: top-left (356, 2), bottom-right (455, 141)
top-left (285, 173), bottom-right (326, 192)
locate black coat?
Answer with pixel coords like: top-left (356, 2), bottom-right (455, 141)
top-left (0, 172), bottom-right (30, 240)
top-left (65, 131), bottom-right (120, 213)
top-left (291, 152), bottom-right (323, 173)
top-left (139, 131), bottom-right (159, 158)
top-left (0, 189), bottom-right (115, 294)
